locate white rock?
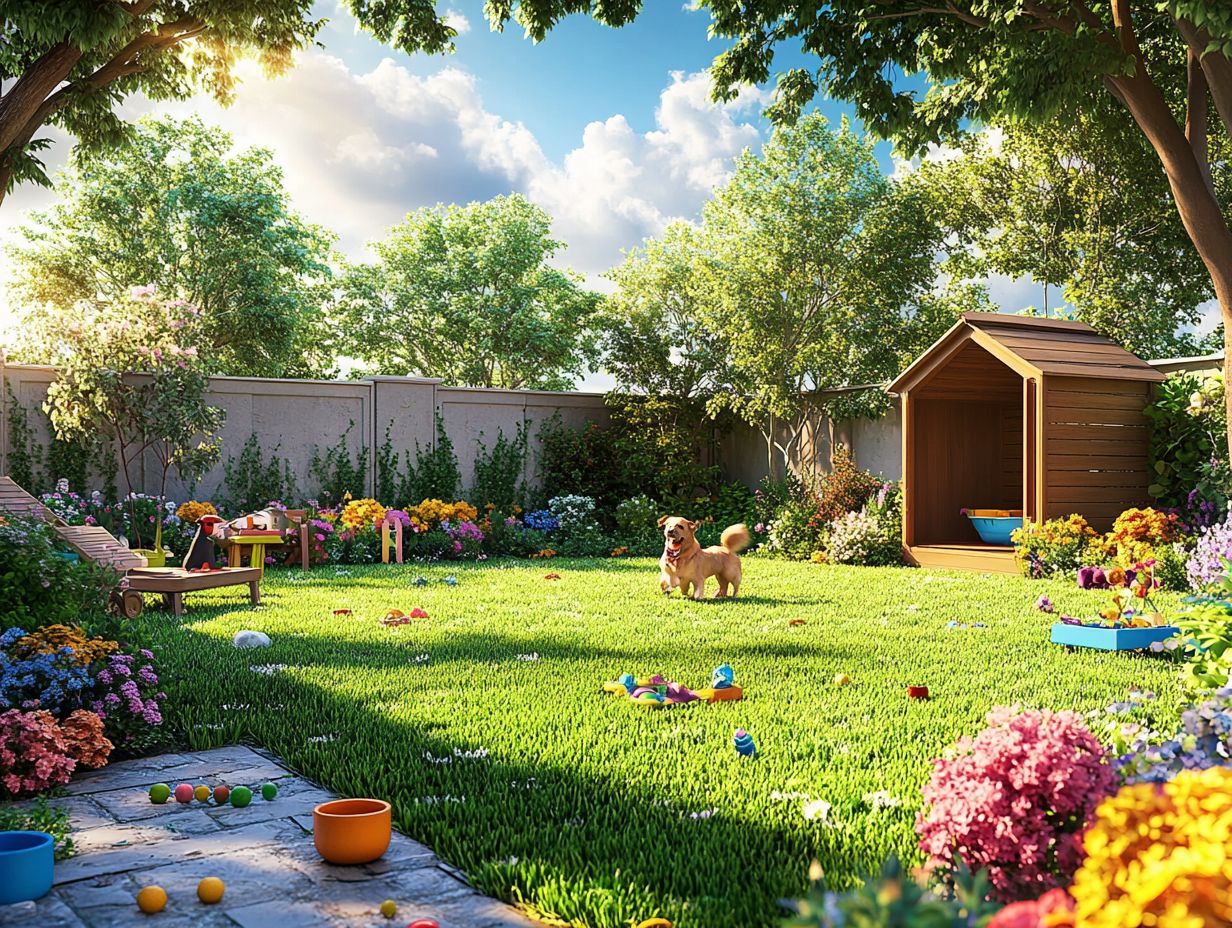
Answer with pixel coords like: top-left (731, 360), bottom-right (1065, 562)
top-left (232, 630), bottom-right (271, 649)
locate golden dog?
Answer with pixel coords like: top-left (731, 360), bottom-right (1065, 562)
top-left (658, 516), bottom-right (750, 600)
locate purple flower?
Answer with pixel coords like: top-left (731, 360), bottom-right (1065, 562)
top-left (140, 649), bottom-right (154, 660)
top-left (1035, 595), bottom-right (1054, 614)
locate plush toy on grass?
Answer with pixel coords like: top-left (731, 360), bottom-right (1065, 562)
top-left (733, 729), bottom-right (756, 757)
top-left (603, 665), bottom-right (743, 707)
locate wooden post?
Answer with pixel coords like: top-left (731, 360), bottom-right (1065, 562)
top-left (381, 518), bottom-right (403, 564)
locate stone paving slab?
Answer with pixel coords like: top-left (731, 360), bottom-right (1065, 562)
top-left (0, 745), bottom-right (543, 928)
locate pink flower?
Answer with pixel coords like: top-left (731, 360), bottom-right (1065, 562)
top-left (916, 706), bottom-right (1115, 902)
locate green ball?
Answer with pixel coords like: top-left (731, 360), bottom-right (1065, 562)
top-left (149, 783), bottom-right (171, 804)
top-left (229, 785), bottom-right (253, 808)
top-left (260, 782), bottom-right (278, 801)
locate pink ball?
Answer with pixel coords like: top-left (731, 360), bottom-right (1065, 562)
top-left (174, 783), bottom-right (195, 804)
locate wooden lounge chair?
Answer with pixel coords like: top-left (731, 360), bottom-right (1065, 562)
top-left (0, 476), bottom-right (261, 617)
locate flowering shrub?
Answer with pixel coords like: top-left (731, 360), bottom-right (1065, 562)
top-left (548, 495), bottom-right (596, 531)
top-left (1094, 507), bottom-right (1183, 565)
top-left (824, 484), bottom-right (901, 566)
top-left (88, 650), bottom-right (166, 755)
top-left (986, 889), bottom-right (1075, 928)
top-left (10, 625), bottom-right (118, 666)
top-left (59, 709), bottom-right (112, 769)
top-left (1115, 688), bottom-right (1232, 783)
top-left (1069, 767), bottom-right (1232, 927)
top-left (442, 520), bottom-right (485, 558)
top-left (307, 517), bottom-right (335, 564)
top-left (1187, 512), bottom-right (1232, 590)
top-left (175, 500), bottom-right (217, 523)
top-left (809, 446), bottom-right (883, 531)
top-left (523, 509), bottom-right (561, 533)
top-left (340, 497), bottom-right (386, 530)
top-left (1144, 371), bottom-right (1230, 518)
top-left (1090, 562), bottom-right (1163, 628)
top-left (409, 499), bottom-right (478, 531)
top-left (1012, 515), bottom-right (1098, 578)
top-left (384, 509), bottom-right (412, 529)
top-left (0, 628), bottom-right (92, 715)
top-left (916, 705), bottom-right (1116, 902)
top-left (0, 709), bottom-right (75, 797)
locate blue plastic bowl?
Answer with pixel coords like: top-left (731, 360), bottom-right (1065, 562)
top-left (967, 515), bottom-right (1022, 546)
top-left (0, 831), bottom-right (55, 904)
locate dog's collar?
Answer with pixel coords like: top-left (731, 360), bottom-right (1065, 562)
top-left (664, 545), bottom-right (682, 562)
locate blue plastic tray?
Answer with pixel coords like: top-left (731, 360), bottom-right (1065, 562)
top-left (1049, 622), bottom-right (1178, 651)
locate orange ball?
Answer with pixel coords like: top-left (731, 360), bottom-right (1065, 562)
top-left (136, 886), bottom-right (167, 914)
top-left (197, 876), bottom-right (225, 904)
top-left (213, 785), bottom-right (230, 805)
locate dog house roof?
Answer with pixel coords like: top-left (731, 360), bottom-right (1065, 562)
top-left (889, 312), bottom-right (1165, 393)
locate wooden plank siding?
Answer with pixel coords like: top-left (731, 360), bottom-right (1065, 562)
top-left (1041, 376), bottom-right (1153, 531)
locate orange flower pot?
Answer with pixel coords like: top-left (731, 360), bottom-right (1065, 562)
top-left (312, 799), bottom-right (391, 864)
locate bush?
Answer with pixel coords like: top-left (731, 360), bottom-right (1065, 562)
top-left (766, 496), bottom-right (823, 560)
top-left (87, 648), bottom-right (167, 757)
top-left (0, 516), bottom-right (119, 632)
top-left (471, 424), bottom-right (529, 512)
top-left (0, 709), bottom-right (75, 798)
top-left (614, 495), bottom-right (661, 553)
top-left (1153, 542), bottom-right (1192, 593)
top-left (1116, 688), bottom-right (1232, 784)
top-left (0, 797), bottom-right (74, 859)
top-left (825, 484), bottom-right (902, 566)
top-left (378, 413), bottom-right (462, 508)
top-left (1069, 768), bottom-right (1232, 927)
top-left (916, 705), bottom-right (1116, 902)
top-left (536, 417), bottom-right (623, 513)
top-left (548, 495), bottom-right (612, 555)
top-left (218, 433), bottom-right (296, 514)
top-left (310, 422), bottom-right (370, 509)
top-left (1171, 584), bottom-right (1232, 695)
top-left (1187, 513), bottom-right (1232, 590)
top-left (1144, 372), bottom-right (1229, 522)
top-left (810, 446), bottom-right (884, 529)
top-left (1012, 515), bottom-right (1098, 577)
top-left (1096, 507), bottom-right (1185, 565)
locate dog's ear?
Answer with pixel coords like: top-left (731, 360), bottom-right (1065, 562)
top-left (657, 515), bottom-right (670, 528)
top-left (686, 519), bottom-right (699, 531)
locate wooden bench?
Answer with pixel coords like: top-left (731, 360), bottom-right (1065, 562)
top-left (125, 566), bottom-right (263, 616)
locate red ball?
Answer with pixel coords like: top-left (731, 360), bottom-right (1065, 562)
top-left (174, 783), bottom-right (195, 803)
top-left (406, 921), bottom-right (440, 928)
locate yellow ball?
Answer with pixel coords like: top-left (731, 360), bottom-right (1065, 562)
top-left (833, 673), bottom-right (851, 686)
top-left (136, 886), bottom-right (167, 914)
top-left (197, 876), bottom-right (225, 904)
top-left (193, 784), bottom-right (211, 802)
top-left (379, 899), bottom-right (397, 918)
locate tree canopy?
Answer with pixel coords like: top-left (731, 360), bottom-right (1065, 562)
top-left (606, 115), bottom-right (988, 474)
top-left (0, 0), bottom-right (462, 205)
top-left (915, 103), bottom-right (1231, 359)
top-left (6, 116), bottom-right (336, 377)
top-left (337, 194), bottom-right (602, 390)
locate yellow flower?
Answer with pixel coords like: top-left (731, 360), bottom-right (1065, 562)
top-left (176, 500), bottom-right (218, 523)
top-left (1071, 767), bottom-right (1232, 927)
top-left (339, 498), bottom-right (386, 530)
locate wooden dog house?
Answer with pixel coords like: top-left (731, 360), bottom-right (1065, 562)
top-left (889, 313), bottom-right (1164, 573)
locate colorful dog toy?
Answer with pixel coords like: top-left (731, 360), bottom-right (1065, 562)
top-left (604, 665), bottom-right (743, 707)
top-left (907, 685), bottom-right (930, 700)
top-left (733, 728), bottom-right (756, 757)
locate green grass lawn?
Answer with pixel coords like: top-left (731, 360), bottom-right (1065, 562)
top-left (132, 557), bottom-right (1184, 928)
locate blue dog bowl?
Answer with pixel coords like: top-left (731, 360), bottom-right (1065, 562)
top-left (0, 831), bottom-right (55, 904)
top-left (967, 515), bottom-right (1022, 546)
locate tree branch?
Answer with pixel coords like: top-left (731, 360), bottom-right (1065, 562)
top-left (1175, 17), bottom-right (1232, 148)
top-left (1186, 47), bottom-right (1215, 196)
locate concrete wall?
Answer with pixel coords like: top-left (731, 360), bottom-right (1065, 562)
top-left (1, 361), bottom-right (905, 501)
top-left (0, 363), bottom-right (611, 502)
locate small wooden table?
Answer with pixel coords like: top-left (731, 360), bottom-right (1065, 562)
top-left (220, 533), bottom-right (283, 578)
top-left (125, 567), bottom-right (262, 616)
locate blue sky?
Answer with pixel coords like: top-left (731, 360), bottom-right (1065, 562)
top-left (1, 0), bottom-right (1050, 369)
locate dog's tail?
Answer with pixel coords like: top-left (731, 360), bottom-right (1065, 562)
top-left (720, 523), bottom-right (750, 554)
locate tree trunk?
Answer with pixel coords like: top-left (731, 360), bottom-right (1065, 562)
top-left (1103, 65), bottom-right (1232, 457)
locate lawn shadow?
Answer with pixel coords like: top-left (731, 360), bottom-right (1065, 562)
top-left (163, 625), bottom-right (852, 928)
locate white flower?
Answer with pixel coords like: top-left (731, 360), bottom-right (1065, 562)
top-left (249, 663), bottom-right (288, 675)
top-left (802, 799), bottom-right (836, 825)
top-left (861, 791), bottom-right (902, 810)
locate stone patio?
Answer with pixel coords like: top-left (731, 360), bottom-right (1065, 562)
top-left (0, 746), bottom-right (541, 928)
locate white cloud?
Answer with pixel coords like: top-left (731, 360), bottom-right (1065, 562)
top-left (444, 9), bottom-right (471, 35)
top-left (0, 52), bottom-right (765, 342)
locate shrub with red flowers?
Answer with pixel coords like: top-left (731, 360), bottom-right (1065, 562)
top-left (0, 709), bottom-right (75, 797)
top-left (59, 709), bottom-right (112, 770)
top-left (916, 705), bottom-right (1116, 902)
top-left (986, 888), bottom-right (1075, 928)
top-left (88, 649), bottom-right (166, 756)
top-left (808, 446), bottom-right (883, 530)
